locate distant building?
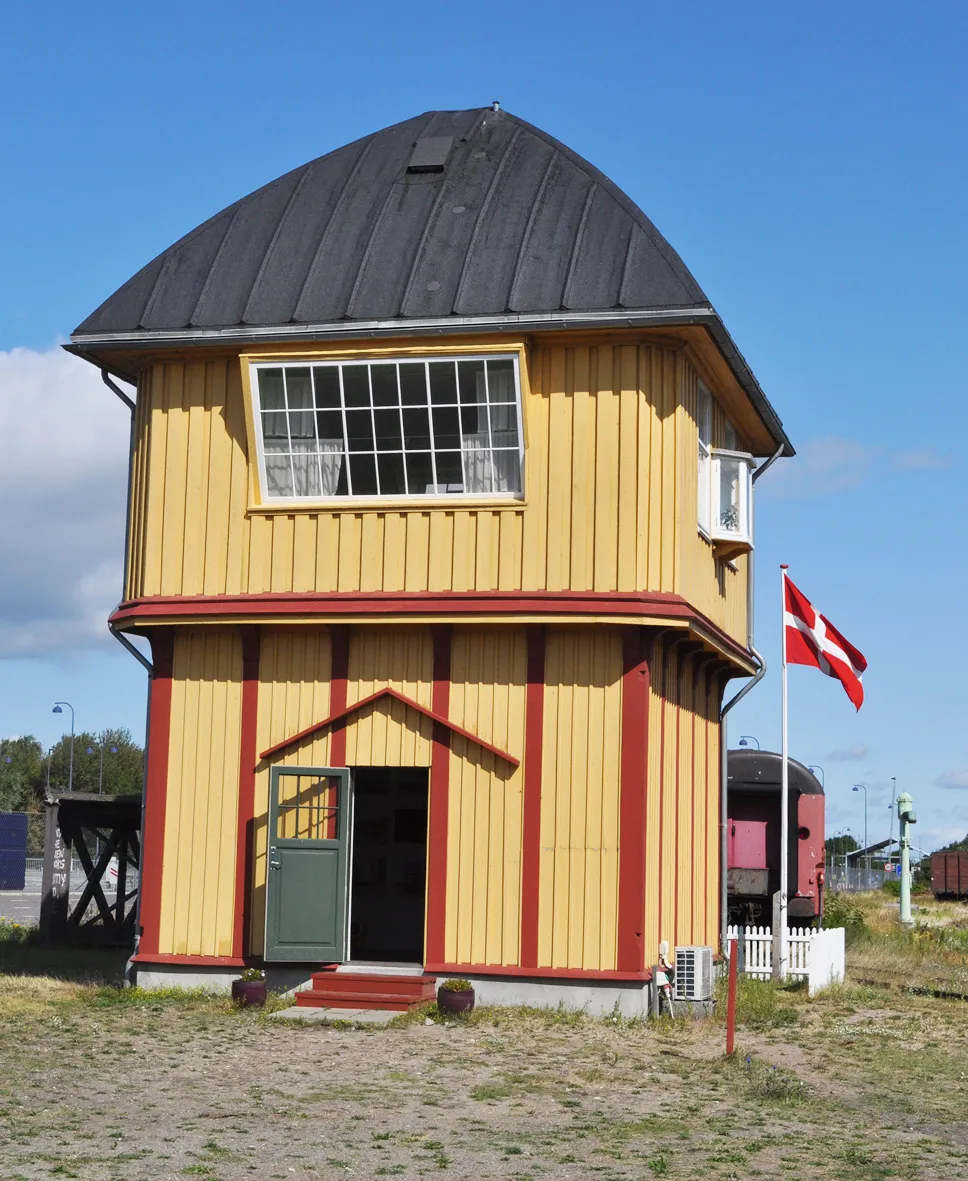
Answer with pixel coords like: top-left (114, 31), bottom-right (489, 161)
top-left (70, 107), bottom-right (792, 1012)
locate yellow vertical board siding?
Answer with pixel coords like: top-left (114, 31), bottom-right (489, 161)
top-left (675, 356), bottom-right (750, 644)
top-left (250, 628), bottom-right (334, 956)
top-left (659, 641), bottom-right (680, 948)
top-left (344, 628), bottom-right (434, 765)
top-left (705, 675), bottom-right (723, 948)
top-left (675, 657), bottom-right (694, 946)
top-left (641, 641), bottom-right (723, 956)
top-left (537, 629), bottom-right (622, 971)
top-left (445, 629), bottom-right (526, 966)
top-left (129, 343), bottom-right (736, 615)
top-left (159, 629), bottom-right (242, 957)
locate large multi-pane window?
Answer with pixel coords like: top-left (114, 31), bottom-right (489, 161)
top-left (251, 356), bottom-right (524, 501)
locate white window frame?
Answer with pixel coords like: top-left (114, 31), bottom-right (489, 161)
top-left (697, 382), bottom-right (712, 538)
top-left (710, 447), bottom-right (755, 547)
top-left (248, 353), bottom-right (526, 505)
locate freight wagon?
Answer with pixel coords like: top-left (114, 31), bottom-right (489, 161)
top-left (931, 851), bottom-right (968, 900)
top-left (726, 749), bottom-right (825, 926)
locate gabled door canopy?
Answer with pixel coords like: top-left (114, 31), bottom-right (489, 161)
top-left (259, 686), bottom-right (520, 767)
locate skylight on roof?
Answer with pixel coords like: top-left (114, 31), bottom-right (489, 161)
top-left (406, 136), bottom-right (453, 174)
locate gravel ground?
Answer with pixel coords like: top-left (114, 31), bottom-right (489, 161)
top-left (1, 972), bottom-right (968, 1181)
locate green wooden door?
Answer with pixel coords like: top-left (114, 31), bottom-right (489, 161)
top-left (264, 767), bottom-right (349, 962)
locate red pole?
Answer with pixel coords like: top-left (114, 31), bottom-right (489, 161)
top-left (725, 937), bottom-right (738, 1057)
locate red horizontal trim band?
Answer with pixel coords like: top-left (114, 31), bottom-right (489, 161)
top-left (259, 685), bottom-right (519, 766)
top-left (424, 962), bottom-right (653, 982)
top-left (109, 591), bottom-right (753, 669)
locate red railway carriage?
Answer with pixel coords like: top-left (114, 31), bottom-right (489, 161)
top-left (726, 749), bottom-right (825, 926)
top-left (931, 852), bottom-right (968, 899)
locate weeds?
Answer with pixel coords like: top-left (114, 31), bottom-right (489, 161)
top-left (741, 1055), bottom-right (807, 1103)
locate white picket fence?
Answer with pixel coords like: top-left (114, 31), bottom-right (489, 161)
top-left (725, 925), bottom-right (846, 996)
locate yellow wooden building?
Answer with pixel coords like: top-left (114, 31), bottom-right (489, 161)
top-left (70, 107), bottom-right (792, 1012)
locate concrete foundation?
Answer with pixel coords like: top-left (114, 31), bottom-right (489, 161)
top-left (133, 964), bottom-right (657, 1017)
top-left (134, 965), bottom-right (314, 995)
top-left (436, 974), bottom-right (653, 1018)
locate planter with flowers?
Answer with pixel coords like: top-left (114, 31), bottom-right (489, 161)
top-left (437, 977), bottom-right (475, 1015)
top-left (231, 968), bottom-right (267, 1008)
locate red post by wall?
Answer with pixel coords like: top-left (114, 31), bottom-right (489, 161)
top-left (725, 937), bottom-right (738, 1057)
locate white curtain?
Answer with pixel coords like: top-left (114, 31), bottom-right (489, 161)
top-left (462, 432), bottom-right (521, 494)
top-left (318, 439), bottom-right (344, 496)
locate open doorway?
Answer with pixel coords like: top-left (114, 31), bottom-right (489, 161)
top-left (349, 768), bottom-right (428, 963)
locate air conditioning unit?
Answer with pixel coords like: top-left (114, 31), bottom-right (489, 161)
top-left (674, 946), bottom-right (714, 1001)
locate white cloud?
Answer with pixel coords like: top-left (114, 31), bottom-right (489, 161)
top-left (759, 435), bottom-right (878, 499)
top-left (0, 348), bottom-right (130, 658)
top-left (827, 744), bottom-right (869, 762)
top-left (935, 769), bottom-right (968, 790)
top-left (895, 447), bottom-right (951, 471)
top-left (759, 436), bottom-right (953, 499)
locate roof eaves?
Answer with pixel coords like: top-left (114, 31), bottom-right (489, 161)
top-left (66, 304), bottom-right (793, 455)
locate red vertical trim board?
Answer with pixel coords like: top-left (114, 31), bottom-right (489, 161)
top-left (425, 626), bottom-right (452, 965)
top-left (519, 626), bottom-right (545, 970)
top-left (233, 627), bottom-right (261, 960)
top-left (138, 629), bottom-right (175, 957)
top-left (328, 626), bottom-right (350, 767)
top-left (617, 628), bottom-right (650, 973)
top-left (674, 651), bottom-right (682, 944)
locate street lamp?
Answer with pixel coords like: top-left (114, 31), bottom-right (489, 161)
top-left (853, 784), bottom-right (868, 876)
top-left (85, 737), bottom-right (119, 793)
top-left (52, 702), bottom-right (75, 793)
top-left (738, 735), bottom-right (760, 749)
top-left (808, 765), bottom-right (825, 788)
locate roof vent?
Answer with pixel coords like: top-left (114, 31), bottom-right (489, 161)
top-left (407, 136), bottom-right (453, 174)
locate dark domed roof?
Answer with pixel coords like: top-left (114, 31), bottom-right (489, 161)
top-left (71, 107), bottom-right (790, 453)
top-left (728, 749), bottom-right (825, 796)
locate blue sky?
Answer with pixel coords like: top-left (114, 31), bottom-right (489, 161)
top-left (1, 1), bottom-right (966, 850)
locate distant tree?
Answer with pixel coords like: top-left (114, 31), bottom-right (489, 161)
top-left (0, 736), bottom-right (43, 811)
top-left (44, 729), bottom-right (143, 800)
top-left (935, 833), bottom-right (968, 854)
top-left (825, 834), bottom-right (859, 858)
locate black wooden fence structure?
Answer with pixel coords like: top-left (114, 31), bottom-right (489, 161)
top-left (40, 793), bottom-right (141, 946)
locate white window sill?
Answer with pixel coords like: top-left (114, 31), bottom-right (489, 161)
top-left (247, 495), bottom-right (528, 515)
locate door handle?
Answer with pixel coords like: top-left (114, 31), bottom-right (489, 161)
top-left (269, 845), bottom-right (281, 870)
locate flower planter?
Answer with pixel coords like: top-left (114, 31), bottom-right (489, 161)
top-left (232, 979), bottom-right (267, 1008)
top-left (437, 985), bottom-right (475, 1015)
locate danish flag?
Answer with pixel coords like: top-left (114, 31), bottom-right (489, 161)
top-left (783, 574), bottom-right (867, 710)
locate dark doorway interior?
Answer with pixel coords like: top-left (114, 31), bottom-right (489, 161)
top-left (349, 768), bottom-right (428, 962)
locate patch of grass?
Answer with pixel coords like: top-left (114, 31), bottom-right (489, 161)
top-left (470, 1082), bottom-right (514, 1101)
top-left (740, 1056), bottom-right (807, 1103)
top-left (718, 976), bottom-right (799, 1030)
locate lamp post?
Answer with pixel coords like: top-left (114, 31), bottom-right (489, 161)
top-left (45, 745), bottom-right (54, 791)
top-left (85, 736), bottom-right (119, 794)
top-left (853, 784), bottom-right (868, 878)
top-left (737, 735), bottom-right (760, 749)
top-left (808, 765), bottom-right (825, 788)
top-left (52, 702), bottom-right (75, 793)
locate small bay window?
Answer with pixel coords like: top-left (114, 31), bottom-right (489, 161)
top-left (697, 381), bottom-right (754, 555)
top-left (710, 449), bottom-right (755, 548)
top-left (250, 354), bottom-right (525, 503)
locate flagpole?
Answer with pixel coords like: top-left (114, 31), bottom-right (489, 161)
top-left (779, 564), bottom-right (789, 982)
